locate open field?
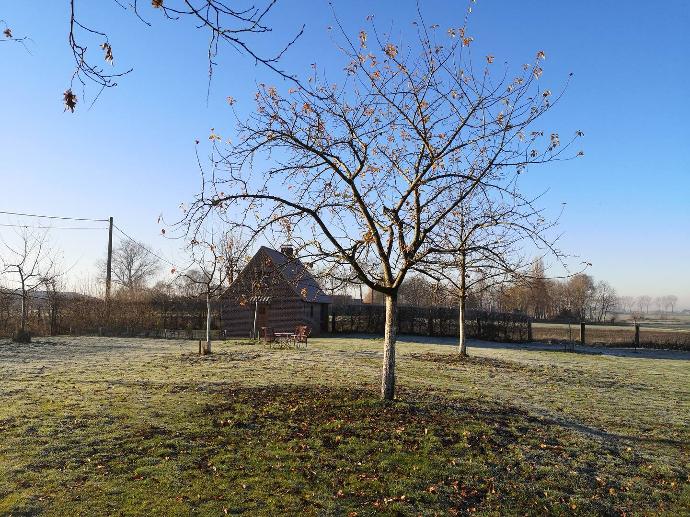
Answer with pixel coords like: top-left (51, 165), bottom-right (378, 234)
top-left (1, 336), bottom-right (689, 515)
top-left (614, 313), bottom-right (690, 330)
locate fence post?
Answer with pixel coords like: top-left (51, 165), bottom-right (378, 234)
top-left (580, 322), bottom-right (586, 346)
top-left (634, 323), bottom-right (640, 349)
top-left (527, 320), bottom-right (533, 342)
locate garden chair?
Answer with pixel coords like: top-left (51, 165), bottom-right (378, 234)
top-left (260, 327), bottom-right (276, 348)
top-left (294, 325), bottom-right (311, 349)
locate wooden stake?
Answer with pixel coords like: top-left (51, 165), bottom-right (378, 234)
top-left (580, 322), bottom-right (586, 346)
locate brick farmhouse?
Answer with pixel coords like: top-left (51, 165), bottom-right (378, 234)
top-left (222, 246), bottom-right (331, 337)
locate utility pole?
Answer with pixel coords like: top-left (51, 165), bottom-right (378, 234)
top-left (106, 217), bottom-right (113, 312)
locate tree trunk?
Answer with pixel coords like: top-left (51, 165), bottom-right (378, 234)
top-left (20, 291), bottom-right (28, 333)
top-left (50, 305), bottom-right (57, 336)
top-left (381, 293), bottom-right (398, 401)
top-left (458, 252), bottom-right (468, 356)
top-left (252, 301), bottom-right (259, 339)
top-left (204, 293), bottom-right (212, 355)
top-left (458, 294), bottom-right (467, 356)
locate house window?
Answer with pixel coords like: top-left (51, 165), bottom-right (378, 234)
top-left (310, 305), bottom-right (314, 318)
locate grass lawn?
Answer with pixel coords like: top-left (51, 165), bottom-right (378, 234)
top-left (0, 336), bottom-right (688, 515)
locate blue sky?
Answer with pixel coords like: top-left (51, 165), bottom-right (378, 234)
top-left (1, 1), bottom-right (689, 307)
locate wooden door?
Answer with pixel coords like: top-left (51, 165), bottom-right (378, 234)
top-left (257, 303), bottom-right (268, 330)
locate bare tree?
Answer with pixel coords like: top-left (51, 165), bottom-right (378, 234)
top-left (667, 295), bottom-right (678, 313)
top-left (638, 295), bottom-right (652, 314)
top-left (0, 261), bottom-right (13, 335)
top-left (0, 228), bottom-right (59, 341)
top-left (654, 295), bottom-right (678, 315)
top-left (177, 269), bottom-right (207, 299)
top-left (217, 232), bottom-right (247, 289)
top-left (185, 17), bottom-right (582, 399)
top-left (0, 18), bottom-right (30, 48)
top-left (109, 240), bottom-right (160, 290)
top-left (618, 295), bottom-right (635, 314)
top-left (4, 1), bottom-right (302, 111)
top-left (630, 309), bottom-right (642, 325)
top-left (567, 274), bottom-right (594, 321)
top-left (420, 182), bottom-right (566, 355)
top-left (593, 280), bottom-right (617, 322)
top-left (44, 276), bottom-right (65, 336)
top-left (178, 230), bottom-right (247, 353)
top-left (398, 275), bottom-right (452, 307)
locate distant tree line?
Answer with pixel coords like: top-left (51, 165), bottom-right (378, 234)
top-left (351, 260), bottom-right (679, 323)
top-left (616, 294), bottom-right (679, 315)
top-left (0, 230), bottom-right (242, 339)
top-left (2, 228), bottom-right (682, 340)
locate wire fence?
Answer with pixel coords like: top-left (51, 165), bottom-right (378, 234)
top-left (531, 322), bottom-right (690, 352)
top-left (330, 304), bottom-right (531, 343)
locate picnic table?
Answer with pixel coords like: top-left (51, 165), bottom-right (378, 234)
top-left (261, 326), bottom-right (310, 350)
top-left (274, 332), bottom-right (296, 348)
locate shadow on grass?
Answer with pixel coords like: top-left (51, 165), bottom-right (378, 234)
top-left (201, 384), bottom-right (686, 514)
top-left (408, 352), bottom-right (688, 448)
top-left (2, 383), bottom-right (687, 515)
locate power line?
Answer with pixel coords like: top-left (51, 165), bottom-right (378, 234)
top-left (0, 223), bottom-right (107, 230)
top-left (0, 210), bottom-right (109, 222)
top-left (0, 209), bottom-right (180, 271)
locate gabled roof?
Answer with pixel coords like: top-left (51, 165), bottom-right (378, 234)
top-left (259, 246), bottom-right (332, 304)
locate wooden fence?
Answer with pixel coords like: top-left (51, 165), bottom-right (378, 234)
top-left (330, 304), bottom-right (531, 343)
top-left (532, 322), bottom-right (690, 352)
top-left (74, 328), bottom-right (226, 340)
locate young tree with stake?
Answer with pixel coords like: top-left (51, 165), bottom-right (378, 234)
top-left (421, 191), bottom-right (565, 356)
top-left (178, 230), bottom-right (246, 354)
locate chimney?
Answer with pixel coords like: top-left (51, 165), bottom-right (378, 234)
top-left (280, 245), bottom-right (294, 258)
